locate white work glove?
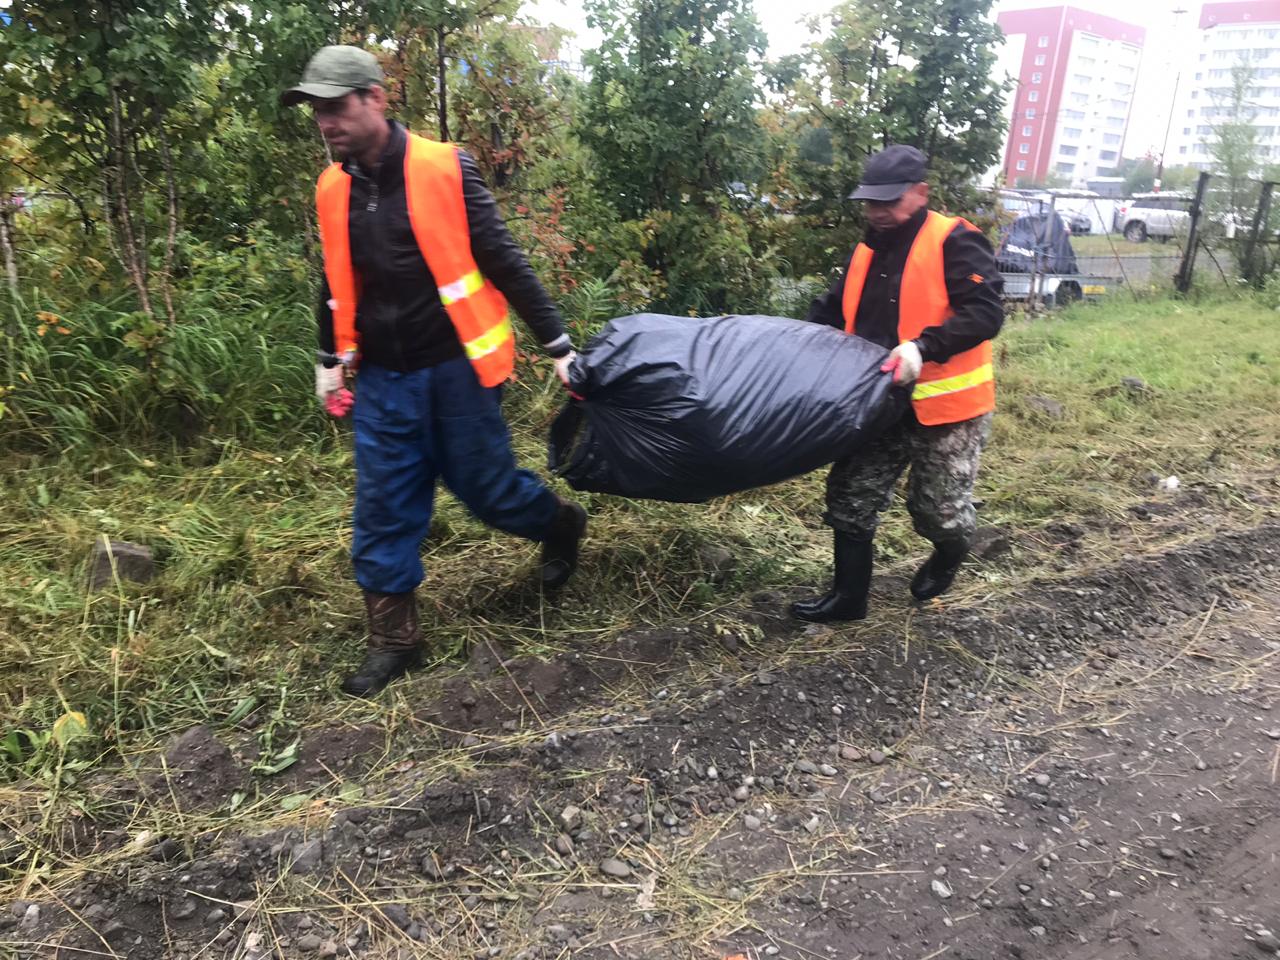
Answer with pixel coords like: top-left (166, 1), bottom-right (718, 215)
top-left (315, 363), bottom-right (353, 417)
top-left (881, 341), bottom-right (923, 385)
top-left (553, 351), bottom-right (577, 388)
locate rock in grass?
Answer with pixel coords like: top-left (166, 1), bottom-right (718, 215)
top-left (560, 805), bottom-right (583, 833)
top-left (289, 838), bottom-right (323, 874)
top-left (599, 858), bottom-right (632, 879)
top-left (87, 540), bottom-right (155, 590)
top-left (1025, 395), bottom-right (1066, 420)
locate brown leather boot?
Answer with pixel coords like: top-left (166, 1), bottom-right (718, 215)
top-left (341, 590), bottom-right (424, 698)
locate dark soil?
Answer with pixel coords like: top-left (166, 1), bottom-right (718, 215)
top-left (5, 504), bottom-right (1279, 960)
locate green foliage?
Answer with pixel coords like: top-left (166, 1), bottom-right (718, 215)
top-left (0, 0), bottom-right (1027, 449)
top-left (1209, 63), bottom-right (1263, 227)
top-left (577, 0), bottom-right (775, 314)
top-left (1, 268), bottom-right (318, 451)
top-left (761, 0), bottom-right (1008, 276)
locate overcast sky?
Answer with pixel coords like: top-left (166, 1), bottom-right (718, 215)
top-left (525, 0), bottom-right (1198, 162)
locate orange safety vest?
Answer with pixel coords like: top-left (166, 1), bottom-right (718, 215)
top-left (841, 210), bottom-right (995, 426)
top-left (315, 133), bottom-right (514, 387)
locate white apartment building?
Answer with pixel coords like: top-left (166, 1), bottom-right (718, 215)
top-left (1169, 1), bottom-right (1280, 169)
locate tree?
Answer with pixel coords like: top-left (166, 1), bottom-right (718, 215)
top-left (581, 0), bottom-right (765, 217)
top-left (577, 0), bottom-right (772, 312)
top-left (1208, 62), bottom-right (1262, 227)
top-left (763, 0), bottom-right (1009, 275)
top-left (1, 1), bottom-right (229, 322)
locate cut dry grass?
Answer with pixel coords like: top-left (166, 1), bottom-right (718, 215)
top-left (0, 291), bottom-right (1277, 900)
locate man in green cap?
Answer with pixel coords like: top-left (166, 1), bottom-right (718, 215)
top-left (283, 46), bottom-right (587, 697)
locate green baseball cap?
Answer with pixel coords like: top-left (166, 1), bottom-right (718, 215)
top-left (280, 45), bottom-right (383, 106)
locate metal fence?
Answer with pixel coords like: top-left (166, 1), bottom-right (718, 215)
top-left (997, 172), bottom-right (1280, 310)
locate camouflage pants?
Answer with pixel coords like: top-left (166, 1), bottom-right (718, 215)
top-left (825, 411), bottom-right (993, 546)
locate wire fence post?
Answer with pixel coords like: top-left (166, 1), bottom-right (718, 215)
top-left (1243, 180), bottom-right (1275, 286)
top-left (1175, 171), bottom-right (1211, 294)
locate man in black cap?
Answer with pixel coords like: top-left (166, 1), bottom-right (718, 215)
top-left (282, 46), bottom-right (587, 697)
top-left (792, 144), bottom-right (1004, 622)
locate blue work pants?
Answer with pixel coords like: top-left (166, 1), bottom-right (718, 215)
top-left (351, 359), bottom-right (559, 594)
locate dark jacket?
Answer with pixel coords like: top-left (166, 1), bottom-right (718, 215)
top-left (803, 207), bottom-right (1004, 363)
top-left (318, 121), bottom-right (570, 371)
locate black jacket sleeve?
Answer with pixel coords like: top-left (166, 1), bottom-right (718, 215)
top-left (914, 225), bottom-right (1005, 364)
top-left (802, 271), bottom-right (846, 329)
top-left (459, 151), bottom-right (571, 357)
top-left (317, 276), bottom-right (337, 365)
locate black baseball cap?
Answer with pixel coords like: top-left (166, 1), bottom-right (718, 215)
top-left (281, 46), bottom-right (383, 106)
top-left (849, 145), bottom-right (928, 201)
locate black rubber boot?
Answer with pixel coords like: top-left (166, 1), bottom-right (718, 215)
top-left (341, 591), bottom-right (424, 698)
top-left (540, 499), bottom-right (587, 590)
top-left (790, 532), bottom-right (874, 623)
top-left (910, 540), bottom-right (969, 602)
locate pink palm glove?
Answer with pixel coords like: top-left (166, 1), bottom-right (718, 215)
top-left (324, 388), bottom-right (354, 416)
top-left (315, 363), bottom-right (354, 418)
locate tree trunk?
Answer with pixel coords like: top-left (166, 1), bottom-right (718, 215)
top-left (158, 123), bottom-right (179, 326)
top-left (108, 86), bottom-right (153, 316)
top-left (437, 27), bottom-right (450, 142)
top-left (0, 207), bottom-right (18, 303)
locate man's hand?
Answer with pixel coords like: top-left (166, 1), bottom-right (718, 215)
top-left (553, 351), bottom-right (577, 388)
top-left (881, 341), bottom-right (923, 385)
top-left (315, 363), bottom-right (353, 417)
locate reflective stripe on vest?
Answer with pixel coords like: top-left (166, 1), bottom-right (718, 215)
top-left (315, 134), bottom-right (514, 387)
top-left (841, 210), bottom-right (995, 426)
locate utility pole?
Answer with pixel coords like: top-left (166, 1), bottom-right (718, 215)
top-left (1156, 6), bottom-right (1189, 190)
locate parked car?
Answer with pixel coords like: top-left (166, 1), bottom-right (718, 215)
top-left (1065, 210), bottom-right (1092, 234)
top-left (998, 189), bottom-right (1092, 234)
top-left (1113, 193), bottom-right (1192, 242)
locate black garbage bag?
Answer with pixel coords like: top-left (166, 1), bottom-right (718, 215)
top-left (547, 313), bottom-right (907, 502)
top-left (996, 211), bottom-right (1079, 274)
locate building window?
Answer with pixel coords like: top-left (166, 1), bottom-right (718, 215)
top-left (1071, 92), bottom-right (1089, 105)
top-left (1073, 74), bottom-right (1092, 86)
top-left (1103, 133), bottom-right (1121, 145)
top-left (1056, 161), bottom-right (1076, 173)
top-left (1028, 90), bottom-right (1040, 102)
top-left (1062, 127), bottom-right (1082, 138)
top-left (1059, 145), bottom-right (1079, 156)
top-left (1026, 108), bottom-right (1036, 118)
top-left (1063, 109), bottom-right (1086, 120)
top-left (1099, 150), bottom-right (1117, 161)
top-left (1016, 160), bottom-right (1028, 171)
top-left (1022, 125), bottom-right (1033, 136)
top-left (1019, 143), bottom-right (1030, 154)
top-left (1035, 54), bottom-right (1047, 66)
top-left (1180, 146), bottom-right (1188, 154)
top-left (1038, 35), bottom-right (1050, 47)
top-left (1032, 72), bottom-right (1043, 83)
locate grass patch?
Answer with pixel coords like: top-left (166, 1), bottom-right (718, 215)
top-left (1, 293), bottom-right (1277, 823)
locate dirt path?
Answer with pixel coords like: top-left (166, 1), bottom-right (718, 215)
top-left (4, 503), bottom-right (1279, 960)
